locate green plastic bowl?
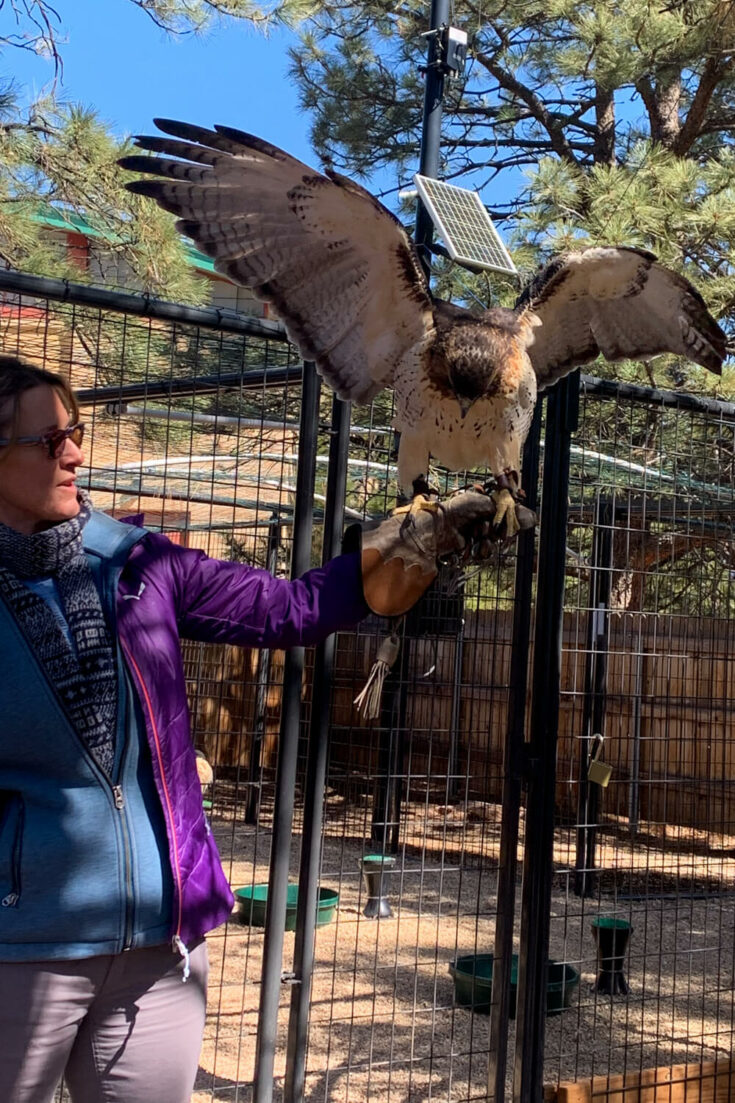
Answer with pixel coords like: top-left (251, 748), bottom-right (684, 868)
top-left (591, 916), bottom-right (632, 932)
top-left (360, 854), bottom-right (396, 867)
top-left (448, 953), bottom-right (580, 1017)
top-left (234, 883), bottom-right (339, 930)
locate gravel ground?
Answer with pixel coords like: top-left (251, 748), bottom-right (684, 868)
top-left (190, 798), bottom-right (735, 1102)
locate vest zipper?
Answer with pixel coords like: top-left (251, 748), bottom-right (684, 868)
top-left (105, 564), bottom-right (136, 951)
top-left (0, 794), bottom-right (24, 908)
top-left (113, 784), bottom-right (135, 950)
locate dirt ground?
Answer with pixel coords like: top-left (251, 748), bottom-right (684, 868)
top-left (191, 796), bottom-right (735, 1102)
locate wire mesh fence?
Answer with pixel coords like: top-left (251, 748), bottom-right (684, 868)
top-left (544, 379), bottom-right (735, 1102)
top-left (7, 269), bottom-right (733, 1103)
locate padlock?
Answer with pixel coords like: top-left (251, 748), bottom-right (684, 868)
top-left (588, 734), bottom-right (612, 787)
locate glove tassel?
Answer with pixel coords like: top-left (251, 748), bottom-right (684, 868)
top-left (353, 631), bottom-right (401, 720)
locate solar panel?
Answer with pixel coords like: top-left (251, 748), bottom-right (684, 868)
top-left (413, 174), bottom-right (517, 276)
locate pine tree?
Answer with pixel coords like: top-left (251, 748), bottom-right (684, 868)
top-left (0, 0), bottom-right (317, 300)
top-left (289, 0), bottom-right (735, 393)
top-left (290, 0), bottom-right (735, 611)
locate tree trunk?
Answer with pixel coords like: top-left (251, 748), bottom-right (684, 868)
top-left (594, 86), bottom-right (616, 165)
top-left (656, 69), bottom-right (682, 147)
top-left (611, 521), bottom-right (707, 611)
top-left (636, 68), bottom-right (682, 147)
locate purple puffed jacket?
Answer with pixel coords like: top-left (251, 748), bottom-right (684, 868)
top-left (110, 522), bottom-right (369, 948)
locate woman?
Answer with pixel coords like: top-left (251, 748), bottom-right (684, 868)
top-left (0, 357), bottom-right (515, 1103)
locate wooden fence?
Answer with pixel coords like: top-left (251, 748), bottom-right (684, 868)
top-left (185, 608), bottom-right (735, 832)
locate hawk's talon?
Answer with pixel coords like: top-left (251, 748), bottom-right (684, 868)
top-left (439, 552), bottom-right (461, 569)
top-left (393, 493), bottom-right (440, 518)
top-left (484, 469), bottom-right (524, 538)
top-left (491, 488), bottom-right (520, 538)
top-left (393, 474), bottom-right (442, 518)
top-left (492, 468), bottom-right (521, 495)
top-left (411, 475), bottom-right (440, 499)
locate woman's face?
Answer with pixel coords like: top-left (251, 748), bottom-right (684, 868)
top-left (0, 385), bottom-right (85, 535)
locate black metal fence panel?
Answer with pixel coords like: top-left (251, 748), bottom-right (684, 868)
top-left (543, 378), bottom-right (735, 1102)
top-left (6, 270), bottom-right (731, 1102)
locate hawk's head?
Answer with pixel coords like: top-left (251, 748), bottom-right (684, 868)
top-left (448, 363), bottom-right (497, 417)
top-left (433, 302), bottom-right (530, 416)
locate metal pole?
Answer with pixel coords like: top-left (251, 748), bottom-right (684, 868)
top-left (513, 373), bottom-right (579, 1103)
top-left (371, 628), bottom-right (410, 853)
top-left (0, 266), bottom-right (288, 342)
top-left (575, 505), bottom-right (600, 897)
top-left (79, 365), bottom-right (302, 406)
top-left (246, 518), bottom-right (282, 826)
top-left (283, 394), bottom-right (352, 1103)
top-left (447, 618), bottom-right (465, 802)
top-left (629, 640), bottom-right (644, 835)
top-left (415, 0), bottom-right (449, 273)
top-left (575, 494), bottom-right (613, 897)
top-left (487, 403), bottom-right (542, 1102)
top-left (370, 0), bottom-right (450, 854)
top-left (252, 362), bottom-right (321, 1103)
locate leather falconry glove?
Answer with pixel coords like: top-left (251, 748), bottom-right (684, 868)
top-left (347, 487), bottom-right (537, 619)
top-left (347, 488), bottom-right (536, 719)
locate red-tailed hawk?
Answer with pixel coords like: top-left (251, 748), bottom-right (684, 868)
top-left (119, 121), bottom-right (727, 533)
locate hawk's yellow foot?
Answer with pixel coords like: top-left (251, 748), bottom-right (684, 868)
top-left (393, 494), bottom-right (440, 518)
top-left (491, 488), bottom-right (520, 537)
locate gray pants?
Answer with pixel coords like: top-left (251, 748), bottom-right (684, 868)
top-left (0, 941), bottom-right (208, 1103)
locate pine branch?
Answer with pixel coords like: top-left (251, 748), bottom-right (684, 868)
top-left (473, 45), bottom-right (581, 167)
top-left (1, 0), bottom-right (63, 81)
top-left (674, 54), bottom-right (735, 154)
top-left (128, 0), bottom-right (317, 32)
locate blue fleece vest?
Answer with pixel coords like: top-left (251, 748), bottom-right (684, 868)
top-left (0, 512), bottom-right (174, 960)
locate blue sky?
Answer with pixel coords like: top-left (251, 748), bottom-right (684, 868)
top-left (4, 1), bottom-right (521, 224)
top-left (6, 1), bottom-right (318, 166)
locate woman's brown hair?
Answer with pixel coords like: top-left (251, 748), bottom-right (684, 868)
top-left (0, 358), bottom-right (79, 461)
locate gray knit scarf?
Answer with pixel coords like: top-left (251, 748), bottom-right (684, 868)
top-left (0, 490), bottom-right (117, 774)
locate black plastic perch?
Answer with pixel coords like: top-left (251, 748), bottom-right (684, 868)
top-left (359, 854), bottom-right (396, 918)
top-left (591, 916), bottom-right (632, 994)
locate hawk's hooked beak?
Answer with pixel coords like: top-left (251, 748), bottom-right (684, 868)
top-left (458, 396), bottom-right (476, 419)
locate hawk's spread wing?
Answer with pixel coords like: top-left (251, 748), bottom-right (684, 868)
top-left (516, 246), bottom-right (727, 389)
top-left (120, 120), bottom-right (435, 404)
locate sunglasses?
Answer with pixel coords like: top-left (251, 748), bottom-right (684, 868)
top-left (0, 422), bottom-right (85, 459)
